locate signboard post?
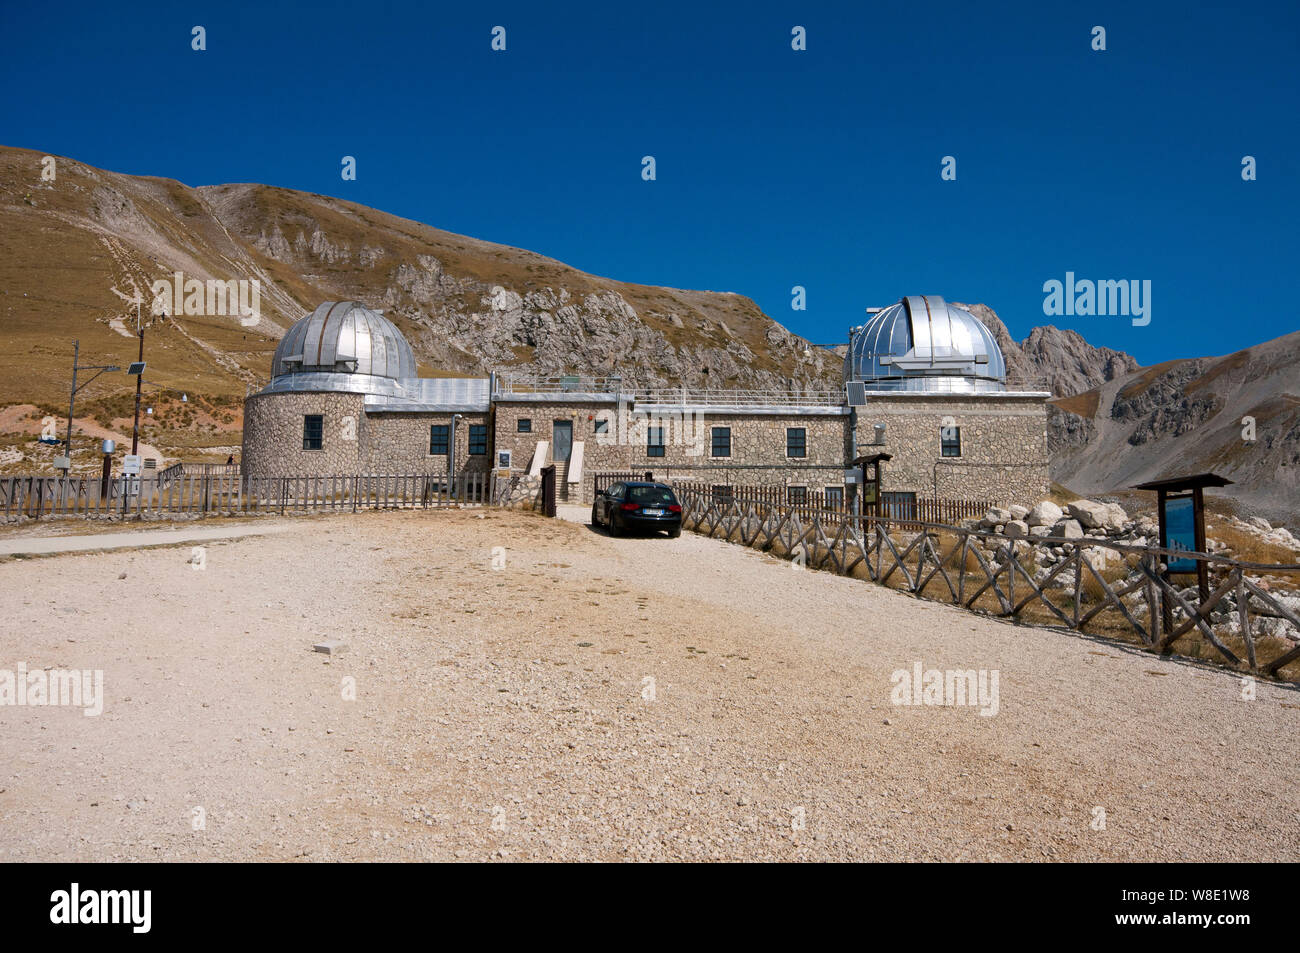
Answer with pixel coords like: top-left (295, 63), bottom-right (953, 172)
top-left (1133, 473), bottom-right (1231, 639)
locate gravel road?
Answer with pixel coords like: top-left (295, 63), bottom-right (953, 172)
top-left (0, 508), bottom-right (1296, 861)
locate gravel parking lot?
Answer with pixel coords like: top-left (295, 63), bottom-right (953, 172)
top-left (1, 508), bottom-right (1296, 861)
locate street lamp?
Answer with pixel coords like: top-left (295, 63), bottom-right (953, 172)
top-left (63, 340), bottom-right (120, 470)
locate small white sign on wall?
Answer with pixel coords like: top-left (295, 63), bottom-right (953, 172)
top-left (496, 449), bottom-right (512, 469)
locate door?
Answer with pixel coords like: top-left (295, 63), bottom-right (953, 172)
top-left (599, 482), bottom-right (624, 523)
top-left (553, 421), bottom-right (572, 463)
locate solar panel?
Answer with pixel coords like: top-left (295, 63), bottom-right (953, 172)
top-left (845, 381), bottom-right (867, 406)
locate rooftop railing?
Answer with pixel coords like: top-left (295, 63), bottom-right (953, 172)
top-left (493, 375), bottom-right (845, 406)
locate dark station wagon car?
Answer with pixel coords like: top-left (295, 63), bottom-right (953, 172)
top-left (591, 481), bottom-right (682, 538)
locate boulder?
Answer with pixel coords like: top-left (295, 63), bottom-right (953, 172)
top-left (1249, 516), bottom-right (1272, 533)
top-left (1029, 525), bottom-right (1052, 538)
top-left (1101, 501), bottom-right (1128, 530)
top-left (1009, 505), bottom-right (1030, 520)
top-left (1027, 501), bottom-right (1063, 527)
top-left (1081, 546), bottom-right (1119, 571)
top-left (1053, 519), bottom-right (1084, 540)
top-left (1067, 500), bottom-right (1110, 529)
top-left (1004, 520), bottom-right (1029, 538)
top-left (982, 507), bottom-right (1012, 527)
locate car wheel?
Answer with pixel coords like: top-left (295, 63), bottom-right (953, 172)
top-left (668, 528), bottom-right (681, 539)
top-left (608, 514), bottom-right (621, 537)
top-left (590, 503), bottom-right (600, 527)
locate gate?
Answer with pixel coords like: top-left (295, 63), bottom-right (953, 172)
top-left (540, 465), bottom-right (557, 517)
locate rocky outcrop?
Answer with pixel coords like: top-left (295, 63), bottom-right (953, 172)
top-left (1108, 360), bottom-right (1222, 445)
top-left (958, 303), bottom-right (1139, 396)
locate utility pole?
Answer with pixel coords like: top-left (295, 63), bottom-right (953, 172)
top-left (66, 340), bottom-right (79, 462)
top-left (131, 301), bottom-right (146, 455)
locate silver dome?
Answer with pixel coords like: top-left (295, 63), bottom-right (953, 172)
top-left (844, 295), bottom-right (1006, 393)
top-left (271, 301), bottom-right (416, 381)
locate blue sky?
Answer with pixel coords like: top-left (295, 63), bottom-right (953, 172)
top-left (2, 0), bottom-right (1296, 366)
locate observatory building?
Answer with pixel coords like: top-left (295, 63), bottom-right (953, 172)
top-left (241, 296), bottom-right (1050, 509)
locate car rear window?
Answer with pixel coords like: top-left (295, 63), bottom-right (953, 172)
top-left (628, 486), bottom-right (676, 505)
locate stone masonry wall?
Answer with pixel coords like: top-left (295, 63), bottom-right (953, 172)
top-left (244, 389), bottom-right (1046, 505)
top-left (853, 394), bottom-right (1049, 504)
top-left (242, 391), bottom-right (490, 478)
top-left (493, 399), bottom-right (848, 503)
top-left (360, 411), bottom-right (492, 476)
top-left (242, 391), bottom-right (366, 477)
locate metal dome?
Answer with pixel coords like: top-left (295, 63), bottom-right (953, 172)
top-left (271, 301), bottom-right (416, 381)
top-left (844, 295), bottom-right (1006, 393)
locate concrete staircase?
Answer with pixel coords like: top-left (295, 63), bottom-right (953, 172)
top-left (557, 460), bottom-right (572, 501)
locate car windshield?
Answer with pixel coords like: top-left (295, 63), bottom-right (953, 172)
top-left (628, 486), bottom-right (676, 505)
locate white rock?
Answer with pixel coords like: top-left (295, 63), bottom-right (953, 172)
top-left (1009, 505), bottom-right (1029, 520)
top-left (1005, 520), bottom-right (1029, 538)
top-left (1067, 500), bottom-right (1110, 529)
top-left (1027, 501), bottom-right (1063, 527)
top-left (1053, 519), bottom-right (1084, 540)
top-left (982, 507), bottom-right (1012, 527)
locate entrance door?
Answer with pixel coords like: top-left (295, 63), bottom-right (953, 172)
top-left (553, 421), bottom-right (573, 463)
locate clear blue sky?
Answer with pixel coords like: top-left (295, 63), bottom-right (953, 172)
top-left (2, 0), bottom-right (1296, 366)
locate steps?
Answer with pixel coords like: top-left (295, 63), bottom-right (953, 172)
top-left (557, 460), bottom-right (571, 501)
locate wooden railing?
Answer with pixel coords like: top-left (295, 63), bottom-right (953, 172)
top-left (0, 472), bottom-right (490, 519)
top-left (673, 486), bottom-right (1300, 681)
top-left (672, 481), bottom-right (992, 528)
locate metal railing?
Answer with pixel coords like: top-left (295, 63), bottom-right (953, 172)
top-left (494, 374), bottom-right (845, 407)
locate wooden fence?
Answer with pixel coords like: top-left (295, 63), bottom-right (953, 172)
top-left (674, 485), bottom-right (1300, 680)
top-left (0, 472), bottom-right (490, 519)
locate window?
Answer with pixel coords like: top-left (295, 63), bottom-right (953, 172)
top-left (605, 483), bottom-right (624, 499)
top-left (429, 425), bottom-right (449, 456)
top-left (628, 485), bottom-right (677, 505)
top-left (786, 427), bottom-right (807, 458)
top-left (469, 424), bottom-right (488, 455)
top-left (302, 414), bottom-right (323, 451)
top-left (711, 426), bottom-right (731, 458)
top-left (941, 426), bottom-right (962, 457)
top-left (787, 485), bottom-right (808, 505)
top-left (594, 418), bottom-right (609, 435)
top-left (647, 426), bottom-right (665, 458)
top-left (712, 485), bottom-right (734, 505)
top-left (825, 486), bottom-right (844, 510)
top-left (517, 418), bottom-right (532, 433)
top-left (882, 491), bottom-right (918, 520)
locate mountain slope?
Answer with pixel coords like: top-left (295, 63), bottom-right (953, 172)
top-left (1046, 330), bottom-right (1300, 522)
top-left (0, 144), bottom-right (840, 414)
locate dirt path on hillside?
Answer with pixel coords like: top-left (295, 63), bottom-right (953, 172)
top-left (0, 509), bottom-right (1296, 862)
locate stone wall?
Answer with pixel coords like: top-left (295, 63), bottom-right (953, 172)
top-left (242, 391), bottom-right (490, 478)
top-left (853, 393), bottom-right (1049, 504)
top-left (242, 391), bottom-right (366, 477)
top-left (360, 411), bottom-right (492, 476)
top-left (493, 399), bottom-right (849, 503)
top-left (243, 388), bottom-right (1047, 505)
